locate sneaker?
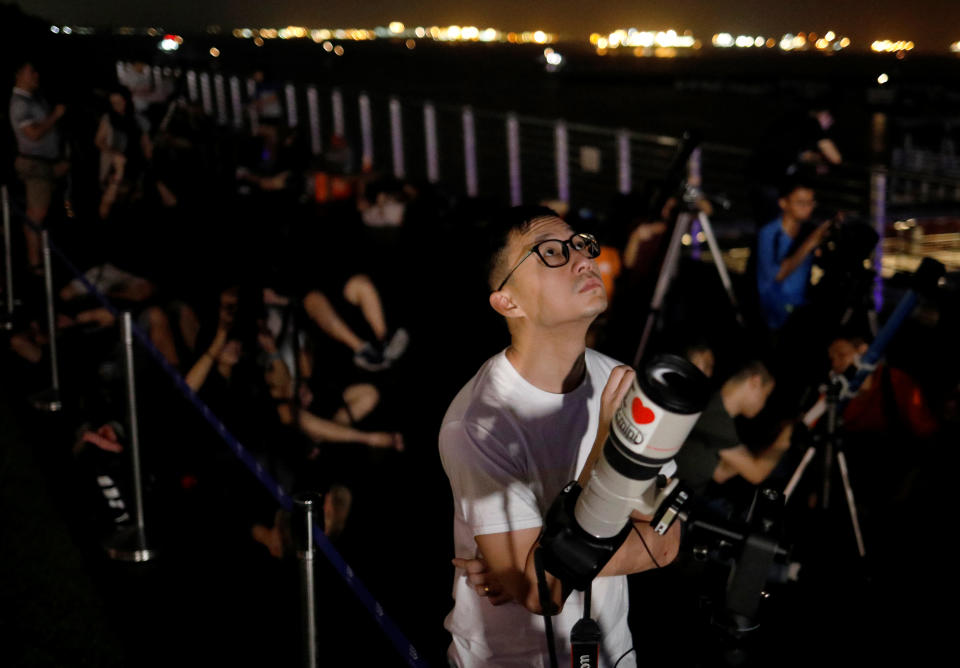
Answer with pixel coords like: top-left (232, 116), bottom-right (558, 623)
top-left (354, 342), bottom-right (389, 371)
top-left (382, 328), bottom-right (409, 362)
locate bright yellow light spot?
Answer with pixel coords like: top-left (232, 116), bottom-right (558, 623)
top-left (389, 21), bottom-right (405, 34)
top-left (533, 30), bottom-right (548, 44)
top-left (681, 234), bottom-right (692, 246)
top-left (906, 41), bottom-right (914, 50)
top-left (816, 38), bottom-right (829, 49)
top-left (597, 37), bottom-right (608, 49)
top-left (334, 45), bottom-right (344, 56)
top-left (589, 32), bottom-right (600, 45)
top-left (634, 47), bottom-right (645, 57)
top-left (840, 37), bottom-right (851, 48)
top-left (462, 26), bottom-right (480, 40)
top-left (755, 36), bottom-right (765, 47)
top-left (825, 30), bottom-right (836, 41)
top-left (322, 41), bottom-right (333, 52)
top-left (878, 73), bottom-right (889, 84)
top-left (447, 25), bottom-right (462, 40)
top-left (209, 47), bottom-right (220, 57)
top-left (415, 27), bottom-right (426, 38)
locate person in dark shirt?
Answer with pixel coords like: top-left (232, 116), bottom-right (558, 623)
top-left (676, 360), bottom-right (791, 496)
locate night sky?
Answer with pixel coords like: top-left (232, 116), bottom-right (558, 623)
top-left (17, 0), bottom-right (960, 51)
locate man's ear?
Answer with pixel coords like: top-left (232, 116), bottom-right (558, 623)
top-left (777, 197), bottom-right (787, 212)
top-left (489, 289), bottom-right (524, 320)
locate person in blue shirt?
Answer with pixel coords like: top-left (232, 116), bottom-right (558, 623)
top-left (755, 180), bottom-right (831, 330)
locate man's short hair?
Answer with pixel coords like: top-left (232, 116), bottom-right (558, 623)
top-left (778, 177), bottom-right (815, 200)
top-left (728, 359), bottom-right (774, 386)
top-left (484, 205), bottom-right (559, 290)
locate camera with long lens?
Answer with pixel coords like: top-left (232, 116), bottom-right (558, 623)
top-left (539, 354), bottom-right (710, 591)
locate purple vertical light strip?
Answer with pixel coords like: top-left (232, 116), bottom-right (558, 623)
top-left (389, 97), bottom-right (405, 179)
top-left (871, 169), bottom-right (887, 311)
top-left (687, 147), bottom-right (703, 259)
top-left (213, 74), bottom-right (227, 126)
top-left (284, 84), bottom-right (298, 127)
top-left (617, 130), bottom-right (631, 194)
top-left (199, 72), bottom-right (213, 116)
top-left (690, 218), bottom-right (702, 261)
top-left (307, 86), bottom-right (322, 155)
top-left (229, 76), bottom-right (243, 130)
top-left (424, 103), bottom-right (439, 184)
top-left (507, 114), bottom-right (522, 206)
top-left (331, 89), bottom-right (345, 137)
top-left (555, 121), bottom-right (569, 203)
top-left (462, 107), bottom-right (478, 197)
top-left (359, 93), bottom-right (374, 171)
top-left (186, 70), bottom-right (199, 103)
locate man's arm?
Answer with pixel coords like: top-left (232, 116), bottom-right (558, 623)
top-left (775, 221), bottom-right (831, 282)
top-left (20, 104), bottom-right (65, 142)
top-left (714, 424), bottom-right (792, 485)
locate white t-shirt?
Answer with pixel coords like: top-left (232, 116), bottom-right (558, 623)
top-left (439, 349), bottom-right (635, 668)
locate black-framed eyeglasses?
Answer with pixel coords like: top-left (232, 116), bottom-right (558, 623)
top-left (495, 233), bottom-right (601, 292)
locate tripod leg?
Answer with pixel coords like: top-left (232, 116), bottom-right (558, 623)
top-left (633, 213), bottom-right (691, 367)
top-left (784, 446), bottom-right (816, 503)
top-left (697, 212), bottom-right (744, 326)
top-left (836, 451), bottom-right (867, 557)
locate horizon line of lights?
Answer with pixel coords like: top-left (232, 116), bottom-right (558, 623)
top-left (228, 22), bottom-right (555, 45)
top-left (871, 39), bottom-right (915, 53)
top-left (712, 30), bottom-right (851, 52)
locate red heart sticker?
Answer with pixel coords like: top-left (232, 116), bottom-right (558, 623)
top-left (631, 397), bottom-right (656, 425)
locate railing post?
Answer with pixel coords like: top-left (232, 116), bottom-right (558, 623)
top-left (2, 184), bottom-right (13, 330)
top-left (506, 114), bottom-right (522, 206)
top-left (213, 73), bottom-right (228, 126)
top-left (29, 229), bottom-right (62, 412)
top-left (229, 75), bottom-right (243, 130)
top-left (617, 130), bottom-right (631, 195)
top-left (359, 93), bottom-right (374, 172)
top-left (105, 312), bottom-right (156, 562)
top-left (294, 493), bottom-right (321, 668)
top-left (285, 83), bottom-right (298, 128)
top-left (331, 89), bottom-right (345, 138)
top-left (246, 78), bottom-right (259, 134)
top-left (389, 97), bottom-right (405, 179)
top-left (462, 107), bottom-right (478, 197)
top-left (555, 120), bottom-right (569, 203)
top-left (870, 168), bottom-right (888, 312)
top-left (186, 70), bottom-right (199, 102)
top-left (424, 102), bottom-right (439, 184)
top-left (307, 86), bottom-right (322, 155)
top-left (199, 72), bottom-right (213, 116)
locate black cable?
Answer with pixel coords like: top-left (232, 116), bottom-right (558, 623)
top-left (613, 647), bottom-right (636, 668)
top-left (632, 522), bottom-right (661, 569)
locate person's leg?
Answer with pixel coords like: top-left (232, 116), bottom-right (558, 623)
top-left (303, 289), bottom-right (365, 352)
top-left (342, 274), bottom-right (387, 342)
top-left (14, 158), bottom-right (53, 271)
top-left (144, 306), bottom-right (180, 367)
top-left (333, 383), bottom-right (379, 425)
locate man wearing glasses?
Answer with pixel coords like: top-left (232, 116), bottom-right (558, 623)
top-left (439, 206), bottom-right (680, 668)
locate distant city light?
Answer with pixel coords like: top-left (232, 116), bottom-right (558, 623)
top-left (825, 30), bottom-right (836, 41)
top-left (544, 48), bottom-right (563, 66)
top-left (226, 23), bottom-right (548, 45)
top-left (952, 41), bottom-right (960, 53)
top-left (389, 21), bottom-right (405, 34)
top-left (209, 47), bottom-right (220, 57)
top-left (50, 25), bottom-right (59, 34)
top-left (334, 45), bottom-right (344, 56)
top-left (322, 41), bottom-right (333, 52)
top-left (878, 73), bottom-right (889, 84)
top-left (871, 39), bottom-right (914, 53)
top-left (63, 26), bottom-right (72, 34)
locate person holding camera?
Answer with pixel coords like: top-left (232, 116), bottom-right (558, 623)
top-left (439, 206), bottom-right (680, 668)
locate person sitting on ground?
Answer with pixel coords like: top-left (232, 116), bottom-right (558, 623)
top-left (675, 360), bottom-right (792, 498)
top-left (302, 274), bottom-right (408, 372)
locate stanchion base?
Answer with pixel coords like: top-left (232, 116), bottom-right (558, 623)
top-left (105, 525), bottom-right (157, 562)
top-left (29, 388), bottom-right (62, 412)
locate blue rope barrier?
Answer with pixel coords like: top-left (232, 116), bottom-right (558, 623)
top-left (13, 208), bottom-right (430, 667)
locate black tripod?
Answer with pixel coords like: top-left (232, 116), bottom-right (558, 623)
top-left (784, 379), bottom-right (866, 557)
